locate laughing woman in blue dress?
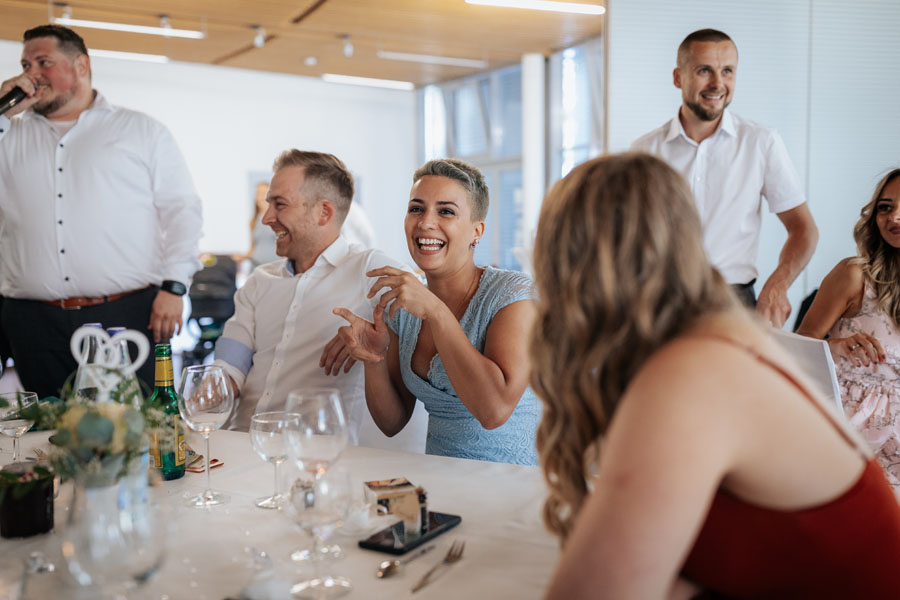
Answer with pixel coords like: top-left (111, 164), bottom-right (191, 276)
top-left (331, 159), bottom-right (540, 465)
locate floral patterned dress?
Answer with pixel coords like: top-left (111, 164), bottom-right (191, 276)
top-left (829, 283), bottom-right (900, 491)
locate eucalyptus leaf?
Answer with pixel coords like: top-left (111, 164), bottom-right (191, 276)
top-left (73, 447), bottom-right (95, 463)
top-left (49, 429), bottom-right (72, 447)
top-left (76, 412), bottom-right (114, 448)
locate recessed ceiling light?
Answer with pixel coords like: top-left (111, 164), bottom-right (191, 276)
top-left (465, 0), bottom-right (605, 15)
top-left (53, 16), bottom-right (205, 39)
top-left (376, 50), bottom-right (488, 69)
top-left (321, 74), bottom-right (414, 91)
top-left (89, 49), bottom-right (170, 63)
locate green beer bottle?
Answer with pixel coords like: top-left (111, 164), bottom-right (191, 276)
top-left (148, 344), bottom-right (186, 480)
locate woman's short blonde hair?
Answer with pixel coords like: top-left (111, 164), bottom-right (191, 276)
top-left (530, 152), bottom-right (734, 541)
top-left (413, 158), bottom-right (489, 221)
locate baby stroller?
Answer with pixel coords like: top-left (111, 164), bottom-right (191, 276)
top-left (182, 255), bottom-right (236, 367)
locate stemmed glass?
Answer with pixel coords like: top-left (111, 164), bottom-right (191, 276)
top-left (284, 389), bottom-right (348, 478)
top-left (178, 365), bottom-right (234, 507)
top-left (0, 391), bottom-right (38, 462)
top-left (250, 411), bottom-right (299, 509)
top-left (286, 470), bottom-right (353, 599)
top-left (284, 389), bottom-right (349, 562)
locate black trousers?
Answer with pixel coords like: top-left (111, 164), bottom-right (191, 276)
top-left (0, 295), bottom-right (10, 366)
top-left (0, 287), bottom-right (158, 399)
top-left (730, 279), bottom-right (757, 309)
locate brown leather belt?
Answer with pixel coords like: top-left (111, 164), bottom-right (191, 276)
top-left (40, 285), bottom-right (155, 310)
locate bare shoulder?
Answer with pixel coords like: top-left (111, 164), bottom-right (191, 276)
top-left (622, 335), bottom-right (748, 422)
top-left (828, 257), bottom-right (864, 287)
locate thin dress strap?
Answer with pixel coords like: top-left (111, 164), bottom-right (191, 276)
top-left (700, 334), bottom-right (868, 459)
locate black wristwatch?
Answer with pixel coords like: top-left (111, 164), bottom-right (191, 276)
top-left (160, 280), bottom-right (187, 296)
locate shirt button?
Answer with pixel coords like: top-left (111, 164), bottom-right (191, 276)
top-left (64, 276), bottom-right (70, 281)
top-left (60, 249), bottom-right (65, 254)
top-left (58, 219), bottom-right (63, 225)
top-left (58, 167), bottom-right (63, 172)
top-left (58, 193), bottom-right (62, 198)
top-left (59, 143), bottom-right (64, 148)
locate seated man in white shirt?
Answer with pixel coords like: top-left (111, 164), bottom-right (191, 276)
top-left (631, 28), bottom-right (818, 328)
top-left (214, 150), bottom-right (408, 439)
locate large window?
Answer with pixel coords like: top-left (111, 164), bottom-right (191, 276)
top-left (419, 65), bottom-right (524, 270)
top-left (418, 38), bottom-right (603, 270)
top-left (548, 37), bottom-right (604, 183)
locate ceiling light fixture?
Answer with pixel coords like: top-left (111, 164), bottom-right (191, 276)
top-left (52, 7), bottom-right (206, 39)
top-left (465, 0), bottom-right (605, 15)
top-left (376, 50), bottom-right (488, 69)
top-left (89, 49), bottom-right (170, 63)
top-left (253, 26), bottom-right (266, 48)
top-left (341, 35), bottom-right (354, 58)
top-left (321, 74), bottom-right (414, 91)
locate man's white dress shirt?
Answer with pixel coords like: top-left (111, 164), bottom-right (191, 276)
top-left (214, 235), bottom-right (409, 438)
top-left (0, 93), bottom-right (202, 299)
top-left (631, 109), bottom-right (805, 285)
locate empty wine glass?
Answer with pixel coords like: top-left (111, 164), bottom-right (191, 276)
top-left (178, 365), bottom-right (234, 507)
top-left (0, 391), bottom-right (38, 462)
top-left (286, 470), bottom-right (353, 599)
top-left (250, 411), bottom-right (299, 509)
top-left (284, 389), bottom-right (348, 478)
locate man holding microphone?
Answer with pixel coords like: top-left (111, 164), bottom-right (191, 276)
top-left (0, 24), bottom-right (202, 396)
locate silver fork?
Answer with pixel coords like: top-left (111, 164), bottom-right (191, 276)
top-left (410, 540), bottom-right (465, 593)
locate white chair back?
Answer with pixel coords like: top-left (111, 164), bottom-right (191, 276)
top-left (769, 328), bottom-right (844, 415)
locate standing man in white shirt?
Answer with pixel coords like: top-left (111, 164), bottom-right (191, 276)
top-left (0, 25), bottom-right (202, 397)
top-left (214, 150), bottom-right (408, 439)
top-left (632, 28), bottom-right (818, 328)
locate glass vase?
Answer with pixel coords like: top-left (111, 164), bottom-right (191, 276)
top-left (61, 452), bottom-right (165, 594)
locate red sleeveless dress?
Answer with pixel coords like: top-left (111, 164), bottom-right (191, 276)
top-left (681, 338), bottom-right (900, 599)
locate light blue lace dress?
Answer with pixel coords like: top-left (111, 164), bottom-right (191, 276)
top-left (388, 266), bottom-right (541, 465)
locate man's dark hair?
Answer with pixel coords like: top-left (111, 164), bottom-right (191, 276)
top-left (24, 24), bottom-right (88, 57)
top-left (677, 28), bottom-right (736, 68)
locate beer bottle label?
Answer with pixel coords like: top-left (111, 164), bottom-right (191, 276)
top-left (149, 432), bottom-right (162, 468)
top-left (174, 420), bottom-right (186, 466)
top-left (154, 356), bottom-right (174, 386)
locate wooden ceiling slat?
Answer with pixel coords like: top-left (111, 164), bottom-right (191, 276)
top-left (0, 0), bottom-right (604, 87)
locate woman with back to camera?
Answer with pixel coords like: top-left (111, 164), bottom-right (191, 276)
top-left (328, 158), bottom-right (541, 465)
top-left (798, 169), bottom-right (900, 490)
top-left (531, 153), bottom-right (900, 598)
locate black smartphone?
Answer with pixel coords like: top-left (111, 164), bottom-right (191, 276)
top-left (358, 511), bottom-right (462, 555)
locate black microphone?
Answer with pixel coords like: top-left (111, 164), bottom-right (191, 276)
top-left (0, 86), bottom-right (27, 116)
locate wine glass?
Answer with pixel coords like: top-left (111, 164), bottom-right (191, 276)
top-left (250, 411), bottom-right (299, 509)
top-left (284, 389), bottom-right (348, 478)
top-left (178, 365), bottom-right (234, 507)
top-left (286, 470), bottom-right (353, 599)
top-left (0, 391), bottom-right (38, 462)
top-left (284, 389), bottom-right (349, 562)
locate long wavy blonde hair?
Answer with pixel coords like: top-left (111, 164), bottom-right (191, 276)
top-left (852, 169), bottom-right (900, 327)
top-left (530, 153), bottom-right (734, 542)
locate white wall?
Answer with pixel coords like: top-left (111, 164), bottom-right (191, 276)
top-left (607, 0), bottom-right (900, 326)
top-left (0, 40), bottom-right (417, 261)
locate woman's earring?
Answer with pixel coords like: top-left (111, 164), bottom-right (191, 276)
top-left (470, 238), bottom-right (480, 249)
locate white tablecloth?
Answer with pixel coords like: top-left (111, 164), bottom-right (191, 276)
top-left (1, 430), bottom-right (558, 599)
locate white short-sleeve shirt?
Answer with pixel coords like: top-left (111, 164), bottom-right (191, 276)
top-left (631, 109), bottom-right (805, 284)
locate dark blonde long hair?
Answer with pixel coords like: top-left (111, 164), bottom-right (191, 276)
top-left (853, 169), bottom-right (900, 327)
top-left (530, 153), bottom-right (734, 541)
